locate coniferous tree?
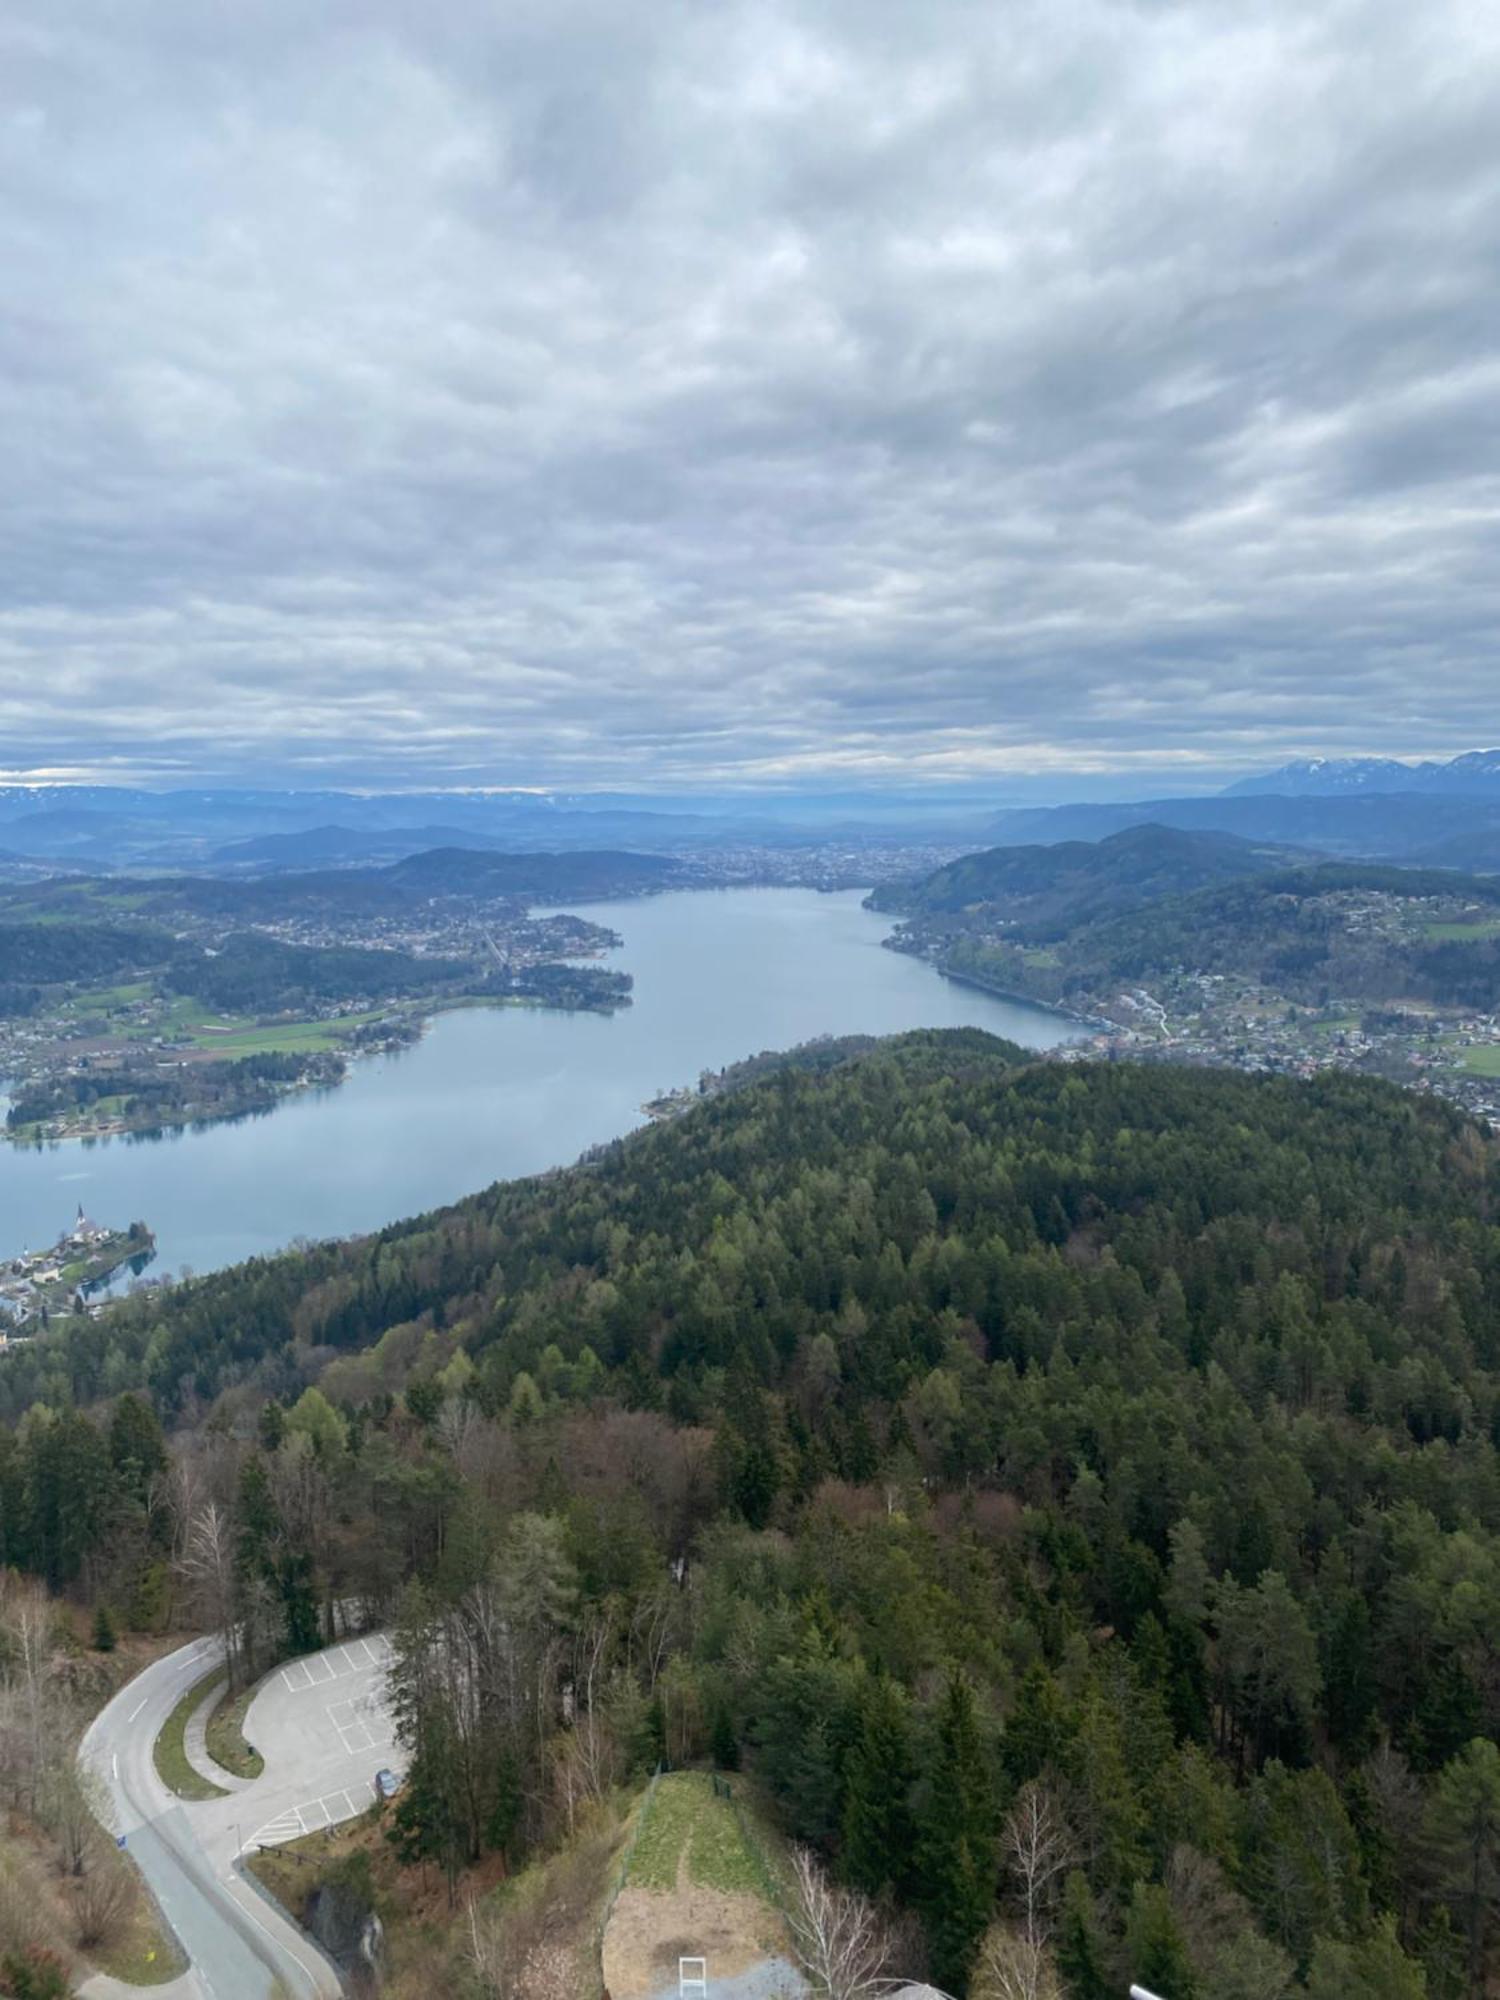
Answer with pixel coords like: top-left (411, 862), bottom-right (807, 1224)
top-left (916, 1672), bottom-right (995, 1995)
top-left (841, 1675), bottom-right (914, 1898)
top-left (1055, 1871), bottom-right (1113, 2000)
top-left (1123, 1882), bottom-right (1196, 2000)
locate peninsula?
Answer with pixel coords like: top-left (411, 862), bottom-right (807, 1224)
top-left (0, 1206), bottom-right (156, 1335)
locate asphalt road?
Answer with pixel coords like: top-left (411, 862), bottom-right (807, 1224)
top-left (80, 1632), bottom-right (403, 2000)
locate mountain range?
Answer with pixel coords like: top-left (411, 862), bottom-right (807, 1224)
top-left (1225, 750), bottom-right (1500, 797)
top-left (982, 790), bottom-right (1500, 861)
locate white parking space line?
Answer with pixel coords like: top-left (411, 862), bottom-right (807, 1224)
top-left (249, 1780), bottom-right (380, 1850)
top-left (277, 1636), bottom-right (392, 1695)
top-left (327, 1696), bottom-right (394, 1755)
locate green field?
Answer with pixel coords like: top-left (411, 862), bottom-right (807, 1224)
top-left (187, 1005), bottom-right (395, 1054)
top-left (1312, 1015), bottom-right (1361, 1037)
top-left (1462, 1044), bottom-right (1500, 1076)
top-left (627, 1773), bottom-right (765, 1895)
top-left (188, 1020), bottom-right (344, 1054)
top-left (66, 981), bottom-right (153, 1017)
top-left (1425, 918), bottom-right (1500, 942)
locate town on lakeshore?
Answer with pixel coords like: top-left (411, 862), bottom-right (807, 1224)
top-left (0, 1206), bottom-right (155, 1341)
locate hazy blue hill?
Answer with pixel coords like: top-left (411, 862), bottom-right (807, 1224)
top-left (384, 846), bottom-right (682, 899)
top-left (0, 847), bottom-right (688, 931)
top-left (982, 790), bottom-right (1500, 858)
top-left (871, 822), bottom-right (1296, 932)
top-left (163, 846), bottom-right (681, 914)
top-left (209, 824), bottom-right (509, 869)
top-left (1415, 830), bottom-right (1500, 874)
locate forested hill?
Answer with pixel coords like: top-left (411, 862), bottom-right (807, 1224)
top-left (8, 1033), bottom-right (1500, 1993)
top-left (0, 843), bottom-right (684, 925)
top-left (1037, 863), bottom-right (1500, 1008)
top-left (883, 854), bottom-right (1500, 1015)
top-left (869, 822), bottom-right (1296, 931)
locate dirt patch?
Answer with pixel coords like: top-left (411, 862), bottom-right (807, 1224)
top-left (603, 1879), bottom-right (790, 2000)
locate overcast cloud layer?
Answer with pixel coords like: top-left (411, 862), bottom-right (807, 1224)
top-left (2, 0), bottom-right (1499, 790)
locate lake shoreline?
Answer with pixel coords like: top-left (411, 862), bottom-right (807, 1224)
top-left (0, 888), bottom-right (1083, 1280)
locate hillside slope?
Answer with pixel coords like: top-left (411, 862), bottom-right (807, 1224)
top-left (4, 1037), bottom-right (1497, 1995)
top-left (870, 823), bottom-right (1296, 933)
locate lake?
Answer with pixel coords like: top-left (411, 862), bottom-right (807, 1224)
top-left (0, 887), bottom-right (1080, 1279)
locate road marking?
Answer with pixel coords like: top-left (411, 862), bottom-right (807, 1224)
top-left (249, 1777), bottom-right (384, 1850)
top-left (128, 1694), bottom-right (149, 1720)
top-left (112, 1753), bottom-right (119, 1779)
top-left (278, 1635), bottom-right (392, 1695)
top-left (326, 1695), bottom-right (394, 1755)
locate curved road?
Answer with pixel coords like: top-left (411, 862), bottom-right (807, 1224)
top-left (79, 1633), bottom-right (399, 2000)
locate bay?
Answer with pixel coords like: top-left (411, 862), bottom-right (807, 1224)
top-left (0, 887), bottom-right (1080, 1280)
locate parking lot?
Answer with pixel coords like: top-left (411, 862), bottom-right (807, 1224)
top-left (230, 1631), bottom-right (405, 1852)
top-left (277, 1634), bottom-right (392, 1693)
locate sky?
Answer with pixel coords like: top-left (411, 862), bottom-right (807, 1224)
top-left (2, 0), bottom-right (1499, 796)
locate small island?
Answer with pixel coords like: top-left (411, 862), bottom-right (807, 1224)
top-left (0, 1207), bottom-right (156, 1336)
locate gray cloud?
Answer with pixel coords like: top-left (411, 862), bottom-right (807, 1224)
top-left (1, 0), bottom-right (1498, 789)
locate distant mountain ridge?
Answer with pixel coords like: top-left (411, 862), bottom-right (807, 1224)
top-left (0, 845), bottom-right (689, 926)
top-left (0, 785), bottom-right (998, 870)
top-left (1226, 750), bottom-right (1500, 798)
top-left (982, 791), bottom-right (1500, 861)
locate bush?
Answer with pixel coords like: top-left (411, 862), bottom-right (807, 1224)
top-left (0, 1944), bottom-right (71, 2000)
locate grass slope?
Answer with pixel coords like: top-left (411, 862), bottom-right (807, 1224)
top-left (628, 1772), bottom-right (769, 1898)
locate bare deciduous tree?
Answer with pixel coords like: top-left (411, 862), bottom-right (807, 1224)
top-left (176, 1500), bottom-right (242, 1684)
top-left (1002, 1783), bottom-right (1072, 1954)
top-left (786, 1846), bottom-right (895, 2000)
top-left (978, 1783), bottom-right (1073, 2000)
top-left (40, 1763), bottom-right (99, 1880)
top-left (979, 1929), bottom-right (1061, 2000)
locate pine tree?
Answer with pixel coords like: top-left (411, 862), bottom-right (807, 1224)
top-left (91, 1602), bottom-right (116, 1653)
top-left (1124, 1881), bottom-right (1196, 1999)
top-left (915, 1672), bottom-right (995, 1995)
top-left (1055, 1871), bottom-right (1113, 2000)
top-left (1427, 1737), bottom-right (1500, 1996)
top-left (1325, 1590), bottom-right (1377, 1751)
top-left (841, 1675), bottom-right (914, 1898)
top-left (1003, 1663), bottom-right (1072, 1788)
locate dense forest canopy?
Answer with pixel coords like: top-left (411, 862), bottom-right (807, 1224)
top-left (869, 823), bottom-right (1299, 932)
top-left (7, 1032), bottom-right (1500, 1994)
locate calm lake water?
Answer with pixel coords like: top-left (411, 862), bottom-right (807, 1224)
top-left (0, 888), bottom-right (1079, 1278)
